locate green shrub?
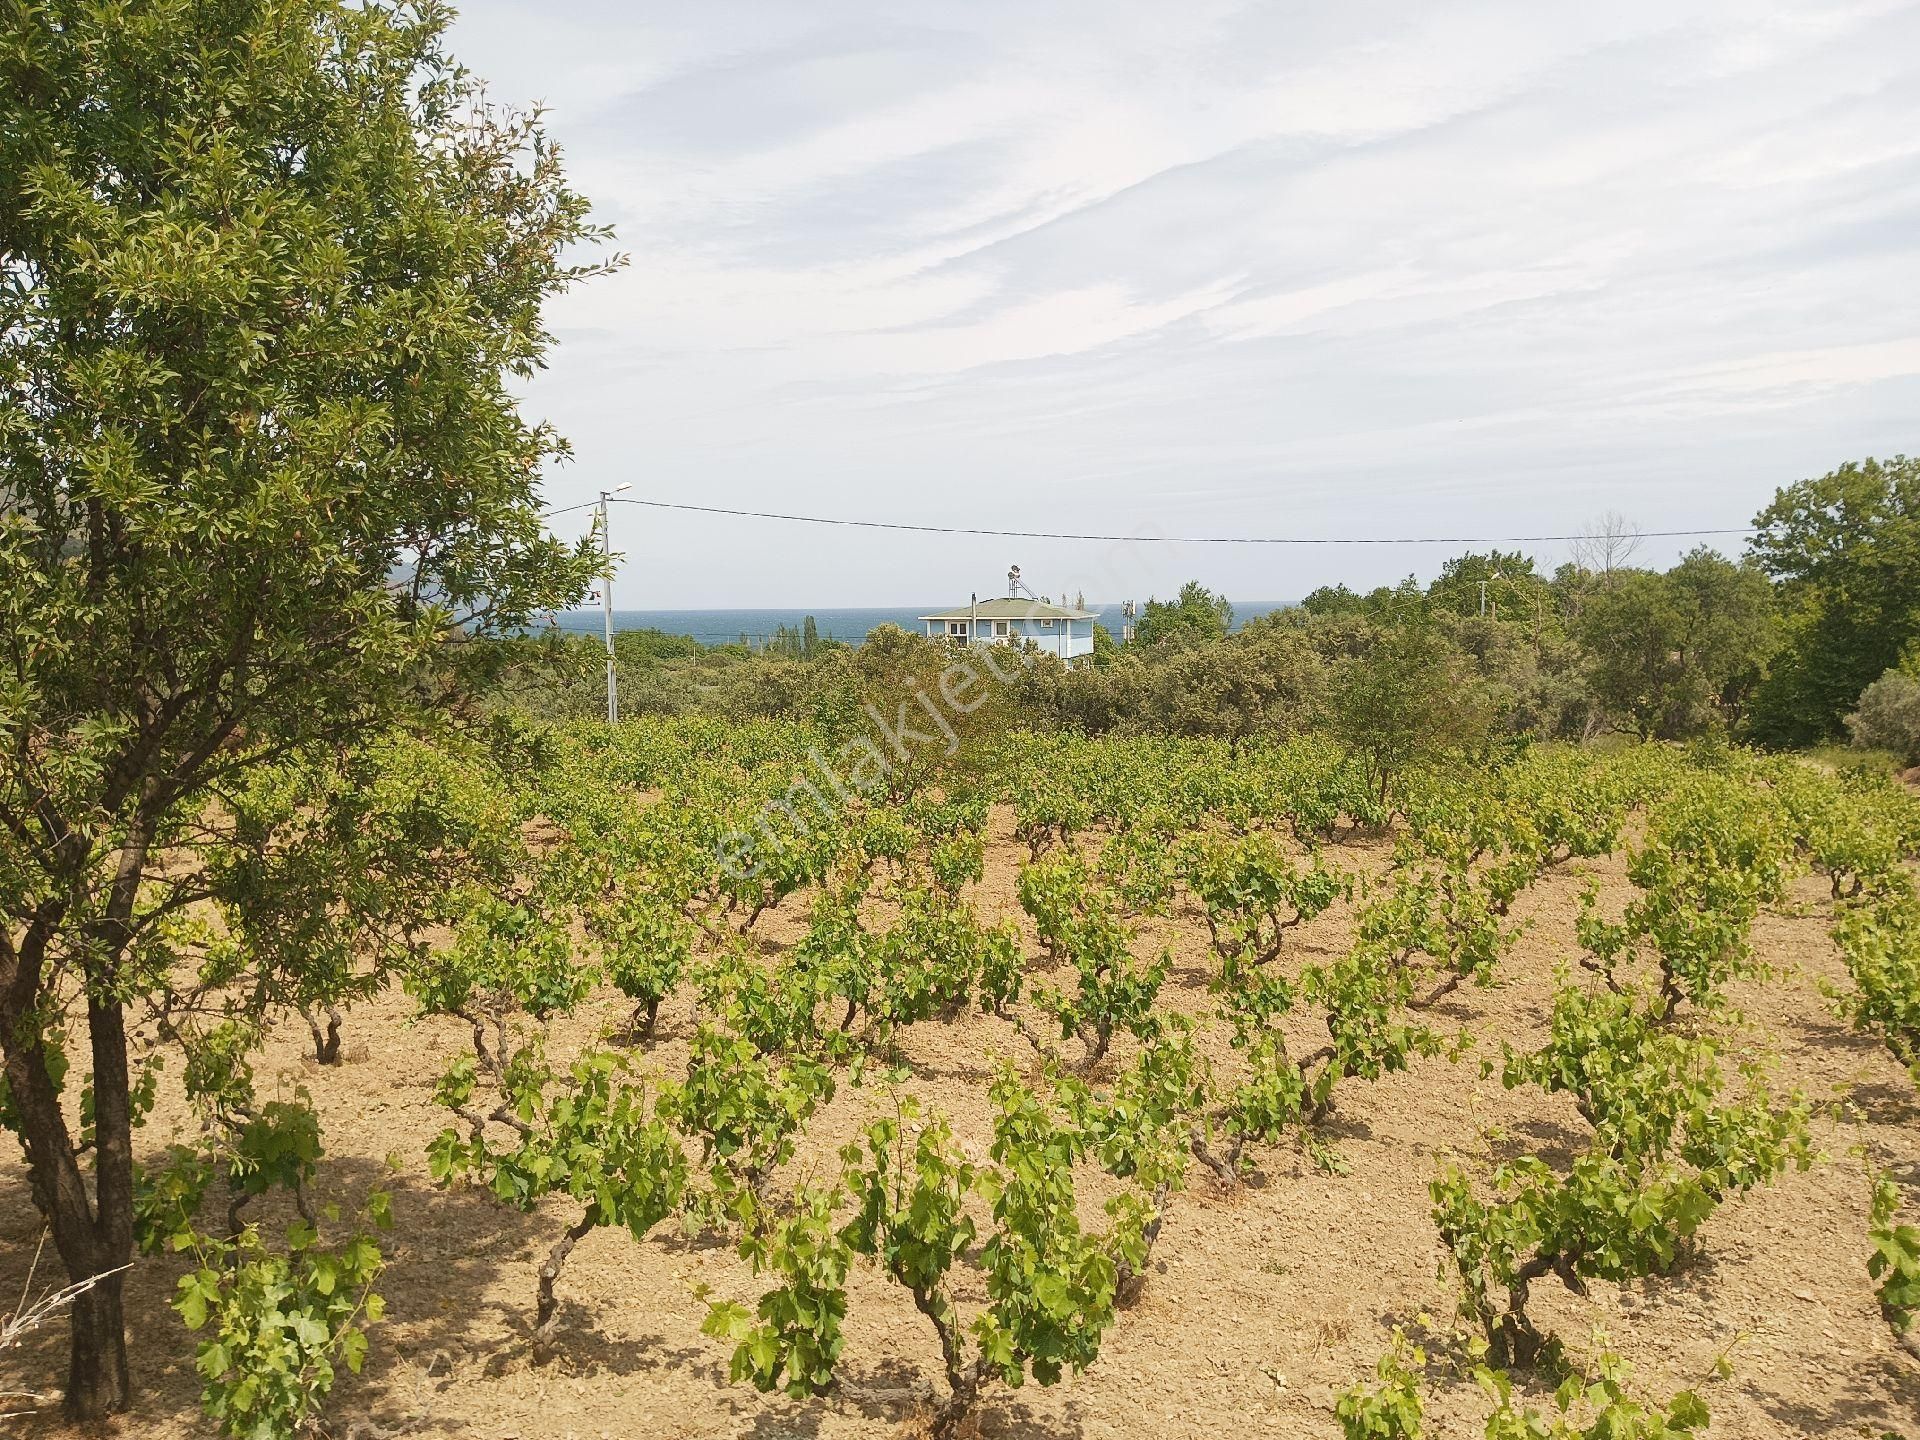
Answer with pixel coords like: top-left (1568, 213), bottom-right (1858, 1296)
top-left (1847, 669), bottom-right (1920, 765)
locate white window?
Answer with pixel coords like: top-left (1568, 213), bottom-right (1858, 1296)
top-left (1039, 618), bottom-right (1054, 628)
top-left (946, 621), bottom-right (967, 637)
top-left (994, 620), bottom-right (1009, 637)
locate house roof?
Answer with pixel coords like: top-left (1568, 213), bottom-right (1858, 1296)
top-left (918, 598), bottom-right (1096, 622)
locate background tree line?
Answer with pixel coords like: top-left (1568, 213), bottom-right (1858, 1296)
top-left (481, 454), bottom-right (1920, 765)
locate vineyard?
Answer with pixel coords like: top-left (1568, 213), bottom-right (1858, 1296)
top-left (4, 720), bottom-right (1920, 1439)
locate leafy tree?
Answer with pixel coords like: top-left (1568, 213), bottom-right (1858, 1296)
top-left (1575, 550), bottom-right (1775, 739)
top-left (1748, 456), bottom-right (1920, 743)
top-left (767, 615), bottom-right (824, 660)
top-left (1297, 581), bottom-right (1417, 624)
top-left (1135, 581), bottom-right (1233, 647)
top-left (197, 734), bottom-right (519, 1067)
top-left (1449, 618), bottom-right (1594, 741)
top-left (613, 627), bottom-right (704, 664)
top-left (1428, 550), bottom-right (1548, 624)
top-left (806, 625), bottom-right (1019, 800)
top-left (1329, 622), bottom-right (1493, 814)
top-left (1133, 628), bottom-right (1327, 749)
top-left (0, 0), bottom-right (602, 1415)
top-left (1301, 584), bottom-right (1369, 618)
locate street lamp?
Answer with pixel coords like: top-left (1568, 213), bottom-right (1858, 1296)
top-left (598, 483), bottom-right (632, 723)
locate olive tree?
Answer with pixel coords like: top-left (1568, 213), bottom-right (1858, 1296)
top-left (0, 0), bottom-right (603, 1416)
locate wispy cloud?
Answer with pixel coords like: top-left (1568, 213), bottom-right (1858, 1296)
top-left (451, 0), bottom-right (1920, 605)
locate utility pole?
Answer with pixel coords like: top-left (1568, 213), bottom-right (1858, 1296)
top-left (598, 483), bottom-right (632, 724)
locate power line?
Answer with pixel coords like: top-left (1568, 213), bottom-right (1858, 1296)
top-left (543, 495), bottom-right (1755, 547)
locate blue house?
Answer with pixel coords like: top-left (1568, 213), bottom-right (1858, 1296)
top-left (918, 595), bottom-right (1097, 663)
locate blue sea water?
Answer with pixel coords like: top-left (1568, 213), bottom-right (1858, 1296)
top-left (541, 603), bottom-right (1294, 648)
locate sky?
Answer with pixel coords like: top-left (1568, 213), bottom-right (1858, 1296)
top-left (446, 0), bottom-right (1920, 609)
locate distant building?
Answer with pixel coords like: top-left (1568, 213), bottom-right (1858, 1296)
top-left (917, 596), bottom-right (1097, 663)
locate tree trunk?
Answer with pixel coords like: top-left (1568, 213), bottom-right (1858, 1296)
top-left (929, 1362), bottom-right (985, 1440)
top-left (77, 997), bottom-right (136, 1415)
top-left (304, 1005), bottom-right (344, 1065)
top-left (1189, 1128), bottom-right (1239, 1185)
top-left (1079, 1023), bottom-right (1111, 1074)
top-left (910, 1286), bottom-right (981, 1440)
top-left (64, 1276), bottom-right (131, 1419)
top-left (1, 1019), bottom-right (136, 1419)
top-left (532, 1211), bottom-right (597, 1361)
top-left (1494, 1253), bottom-right (1561, 1368)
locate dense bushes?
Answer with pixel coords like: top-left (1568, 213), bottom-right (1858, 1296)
top-left (1849, 670), bottom-right (1920, 765)
top-left (481, 454), bottom-right (1916, 756)
top-left (1572, 550), bottom-right (1775, 739)
top-left (481, 601), bottom-right (1741, 750)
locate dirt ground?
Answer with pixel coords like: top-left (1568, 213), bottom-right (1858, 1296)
top-left (5, 810), bottom-right (1919, 1439)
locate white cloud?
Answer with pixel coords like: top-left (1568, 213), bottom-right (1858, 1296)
top-left (451, 0), bottom-right (1920, 605)
top-left (1666, 336), bottom-right (1920, 397)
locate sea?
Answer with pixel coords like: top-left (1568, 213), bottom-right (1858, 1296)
top-left (541, 603), bottom-right (1295, 649)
